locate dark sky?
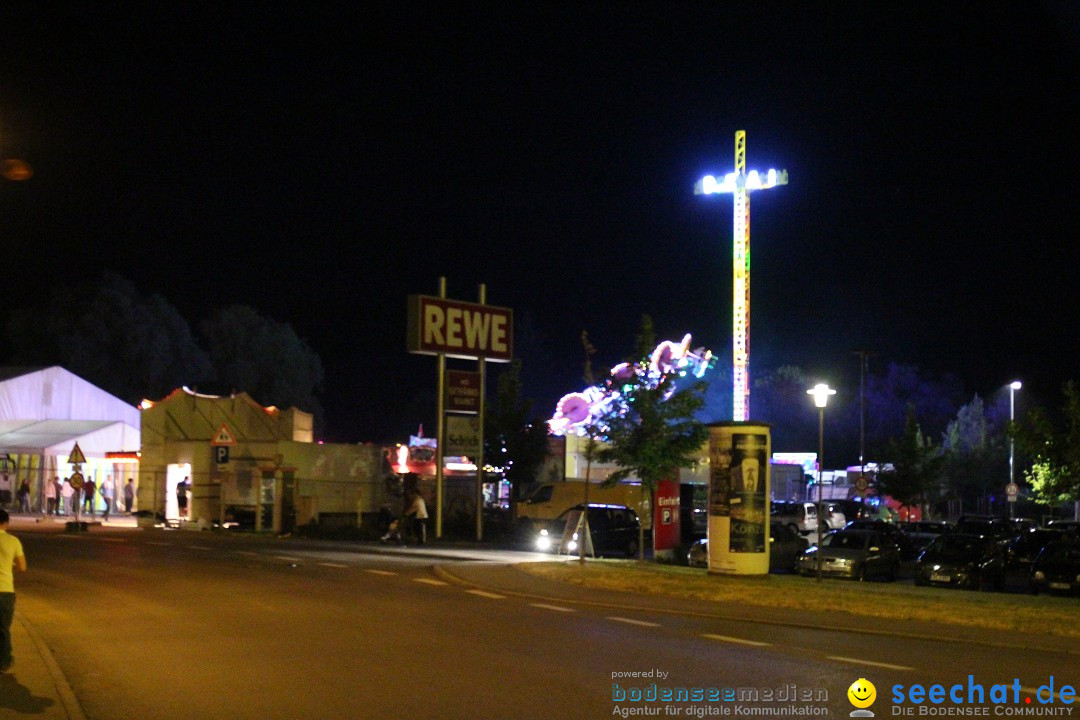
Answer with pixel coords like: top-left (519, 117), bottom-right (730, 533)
top-left (1, 2), bottom-right (1077, 449)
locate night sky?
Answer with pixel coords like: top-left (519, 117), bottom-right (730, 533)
top-left (1, 3), bottom-right (1077, 454)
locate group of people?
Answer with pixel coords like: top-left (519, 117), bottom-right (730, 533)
top-left (379, 488), bottom-right (429, 544)
top-left (2, 477), bottom-right (137, 520)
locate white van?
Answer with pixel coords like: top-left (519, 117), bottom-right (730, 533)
top-left (517, 481), bottom-right (651, 534)
top-left (771, 501), bottom-right (818, 535)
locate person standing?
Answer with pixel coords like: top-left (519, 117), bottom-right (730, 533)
top-left (101, 479), bottom-right (114, 521)
top-left (404, 490), bottom-right (428, 545)
top-left (123, 479), bottom-right (135, 514)
top-left (0, 509), bottom-right (28, 673)
top-left (177, 477), bottom-right (190, 520)
top-left (60, 478), bottom-right (74, 516)
top-left (15, 481), bottom-right (30, 515)
top-left (44, 476), bottom-right (58, 516)
top-left (83, 478), bottom-right (97, 518)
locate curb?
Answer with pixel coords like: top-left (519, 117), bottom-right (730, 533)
top-left (431, 563), bottom-right (1078, 656)
top-left (16, 613), bottom-right (88, 720)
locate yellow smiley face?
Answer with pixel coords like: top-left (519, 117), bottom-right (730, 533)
top-left (848, 678), bottom-right (876, 709)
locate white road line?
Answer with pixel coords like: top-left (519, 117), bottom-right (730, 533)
top-left (186, 545), bottom-right (212, 551)
top-left (466, 589), bottom-right (506, 600)
top-left (412, 578), bottom-right (449, 586)
top-left (530, 603), bottom-right (576, 613)
top-left (273, 555), bottom-right (303, 562)
top-left (317, 562), bottom-right (349, 568)
top-left (364, 569), bottom-right (397, 576)
top-left (826, 656), bottom-right (914, 672)
top-left (702, 633), bottom-right (771, 647)
top-left (234, 550), bottom-right (259, 556)
top-left (607, 616), bottom-right (661, 628)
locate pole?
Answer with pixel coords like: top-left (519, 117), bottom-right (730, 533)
top-left (435, 277), bottom-right (447, 539)
top-left (475, 283), bottom-right (486, 542)
top-left (1009, 385), bottom-right (1016, 520)
top-left (816, 406), bottom-right (824, 582)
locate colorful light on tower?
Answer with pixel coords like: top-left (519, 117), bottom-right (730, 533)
top-left (695, 131), bottom-right (788, 421)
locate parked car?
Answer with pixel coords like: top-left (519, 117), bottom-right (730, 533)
top-left (1029, 541), bottom-right (1080, 595)
top-left (954, 515), bottom-right (1015, 543)
top-left (796, 529), bottom-right (902, 581)
top-left (690, 521), bottom-right (810, 571)
top-left (902, 520), bottom-right (952, 553)
top-left (914, 533), bottom-right (1007, 591)
top-left (771, 501), bottom-right (817, 535)
top-left (535, 503), bottom-right (642, 558)
top-left (844, 519), bottom-right (915, 558)
top-left (1006, 528), bottom-right (1070, 569)
top-left (1046, 520), bottom-right (1080, 539)
top-left (815, 502), bottom-right (847, 531)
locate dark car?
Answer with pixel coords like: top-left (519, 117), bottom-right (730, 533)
top-left (796, 529), bottom-right (902, 581)
top-left (844, 519), bottom-right (914, 559)
top-left (902, 520), bottom-right (952, 553)
top-left (1030, 541), bottom-right (1080, 595)
top-left (688, 520), bottom-right (809, 572)
top-left (1046, 520), bottom-right (1080, 539)
top-left (1006, 528), bottom-right (1070, 569)
top-left (954, 515), bottom-right (1016, 543)
top-left (915, 533), bottom-right (1007, 590)
top-left (535, 503), bottom-right (641, 558)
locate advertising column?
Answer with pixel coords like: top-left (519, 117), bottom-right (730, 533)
top-left (707, 422), bottom-right (770, 576)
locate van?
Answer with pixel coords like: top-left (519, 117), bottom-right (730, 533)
top-left (516, 481), bottom-right (651, 535)
top-left (771, 501), bottom-right (817, 535)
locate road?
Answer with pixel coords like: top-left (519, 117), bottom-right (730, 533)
top-left (10, 527), bottom-right (1079, 719)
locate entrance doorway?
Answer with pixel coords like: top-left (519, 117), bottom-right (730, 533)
top-left (165, 464), bottom-right (191, 523)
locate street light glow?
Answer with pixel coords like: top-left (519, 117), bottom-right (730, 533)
top-left (807, 383), bottom-right (836, 408)
top-left (1010, 380), bottom-right (1022, 390)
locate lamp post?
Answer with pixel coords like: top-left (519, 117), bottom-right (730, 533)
top-left (1009, 380), bottom-right (1021, 519)
top-left (807, 383), bottom-right (835, 582)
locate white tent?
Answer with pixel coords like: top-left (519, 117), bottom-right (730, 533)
top-left (0, 367), bottom-right (140, 511)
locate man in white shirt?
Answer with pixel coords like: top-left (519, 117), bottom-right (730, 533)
top-left (1, 509), bottom-right (28, 673)
top-left (405, 491), bottom-right (429, 545)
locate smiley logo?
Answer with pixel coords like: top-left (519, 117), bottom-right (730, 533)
top-left (847, 678), bottom-right (877, 709)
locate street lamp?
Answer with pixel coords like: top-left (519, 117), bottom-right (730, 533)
top-left (1009, 380), bottom-right (1022, 519)
top-left (807, 383), bottom-right (835, 582)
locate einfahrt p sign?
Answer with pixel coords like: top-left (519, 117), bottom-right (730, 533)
top-left (407, 295), bottom-right (513, 362)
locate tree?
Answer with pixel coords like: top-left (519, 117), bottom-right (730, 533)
top-left (201, 305), bottom-right (325, 424)
top-left (1012, 381), bottom-right (1080, 516)
top-left (597, 355), bottom-right (708, 560)
top-left (941, 395), bottom-right (1006, 515)
top-left (6, 273), bottom-right (212, 402)
top-left (876, 406), bottom-right (944, 519)
top-left (484, 359), bottom-right (548, 506)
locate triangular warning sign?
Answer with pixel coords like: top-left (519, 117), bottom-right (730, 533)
top-left (210, 424), bottom-right (237, 446)
top-left (68, 442), bottom-right (87, 465)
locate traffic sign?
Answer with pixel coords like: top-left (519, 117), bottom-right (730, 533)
top-left (210, 424), bottom-right (237, 447)
top-left (854, 474), bottom-right (870, 497)
top-left (68, 442), bottom-right (87, 466)
top-left (214, 446), bottom-right (230, 465)
top-left (69, 471), bottom-right (85, 491)
top-left (1006, 482), bottom-right (1019, 502)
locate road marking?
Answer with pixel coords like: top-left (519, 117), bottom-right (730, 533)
top-left (607, 616), bottom-right (661, 627)
top-left (826, 656), bottom-right (914, 671)
top-left (530, 603), bottom-right (576, 613)
top-left (145, 541), bottom-right (170, 546)
top-left (466, 589), bottom-right (506, 600)
top-left (364, 569), bottom-right (397, 576)
top-left (273, 555), bottom-right (303, 562)
top-left (317, 562), bottom-right (349, 568)
top-left (186, 545), bottom-right (212, 551)
top-left (234, 550), bottom-right (259, 556)
top-left (412, 578), bottom-right (449, 586)
top-left (702, 633), bottom-right (771, 647)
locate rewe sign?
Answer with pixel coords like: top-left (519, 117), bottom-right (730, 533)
top-left (407, 295), bottom-right (513, 361)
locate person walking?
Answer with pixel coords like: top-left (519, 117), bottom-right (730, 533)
top-left (123, 479), bottom-right (135, 514)
top-left (15, 481), bottom-right (31, 515)
top-left (101, 479), bottom-right (114, 521)
top-left (44, 476), bottom-right (58, 516)
top-left (0, 509), bottom-right (28, 673)
top-left (404, 490), bottom-right (428, 545)
top-left (176, 477), bottom-right (190, 520)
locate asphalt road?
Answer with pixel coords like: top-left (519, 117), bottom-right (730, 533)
top-left (11, 528), bottom-right (1079, 720)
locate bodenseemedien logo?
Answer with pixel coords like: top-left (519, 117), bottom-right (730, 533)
top-left (848, 678), bottom-right (877, 717)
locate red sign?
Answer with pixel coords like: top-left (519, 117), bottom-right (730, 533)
top-left (446, 370), bottom-right (482, 413)
top-left (652, 480), bottom-right (681, 551)
top-left (407, 295), bottom-right (513, 361)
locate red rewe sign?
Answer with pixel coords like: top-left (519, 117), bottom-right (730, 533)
top-left (407, 295), bottom-right (513, 361)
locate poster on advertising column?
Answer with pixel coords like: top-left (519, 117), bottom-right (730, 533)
top-left (707, 422), bottom-right (771, 575)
